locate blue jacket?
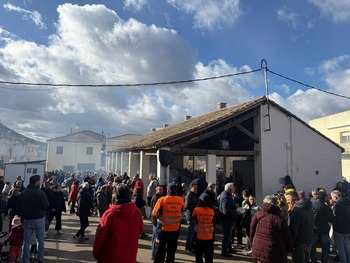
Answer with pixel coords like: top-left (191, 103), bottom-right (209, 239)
top-left (218, 190), bottom-right (237, 222)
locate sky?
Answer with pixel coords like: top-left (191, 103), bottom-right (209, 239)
top-left (0, 0), bottom-right (350, 142)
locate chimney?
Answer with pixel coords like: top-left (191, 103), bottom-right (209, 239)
top-left (217, 102), bottom-right (227, 110)
top-left (164, 124), bottom-right (169, 128)
top-left (184, 115), bottom-right (191, 120)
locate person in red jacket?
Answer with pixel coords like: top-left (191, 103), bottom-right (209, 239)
top-left (93, 183), bottom-right (143, 263)
top-left (2, 215), bottom-right (24, 263)
top-left (68, 181), bottom-right (79, 214)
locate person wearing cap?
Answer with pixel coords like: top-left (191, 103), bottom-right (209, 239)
top-left (2, 215), bottom-right (24, 263)
top-left (18, 175), bottom-right (49, 263)
top-left (152, 182), bottom-right (184, 263)
top-left (192, 193), bottom-right (215, 263)
top-left (93, 183), bottom-right (143, 263)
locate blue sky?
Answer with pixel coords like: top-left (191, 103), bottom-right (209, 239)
top-left (0, 0), bottom-right (350, 142)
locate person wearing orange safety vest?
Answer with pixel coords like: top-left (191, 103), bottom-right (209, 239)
top-left (152, 182), bottom-right (184, 263)
top-left (192, 192), bottom-right (215, 263)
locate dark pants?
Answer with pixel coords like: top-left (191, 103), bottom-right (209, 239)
top-left (293, 244), bottom-right (311, 263)
top-left (154, 229), bottom-right (180, 263)
top-left (221, 220), bottom-right (234, 254)
top-left (232, 220), bottom-right (243, 245)
top-left (76, 216), bottom-right (89, 237)
top-left (310, 233), bottom-right (330, 263)
top-left (70, 202), bottom-right (76, 214)
top-left (48, 210), bottom-right (62, 231)
top-left (195, 239), bottom-right (214, 263)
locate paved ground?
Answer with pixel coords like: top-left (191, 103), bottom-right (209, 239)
top-left (0, 211), bottom-right (337, 262)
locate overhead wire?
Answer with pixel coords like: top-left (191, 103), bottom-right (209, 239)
top-left (0, 67), bottom-right (262, 88)
top-left (0, 59), bottom-right (349, 101)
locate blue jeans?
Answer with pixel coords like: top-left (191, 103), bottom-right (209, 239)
top-left (151, 222), bottom-right (162, 258)
top-left (221, 220), bottom-right (234, 254)
top-left (185, 220), bottom-right (195, 250)
top-left (334, 231), bottom-right (350, 263)
top-left (23, 217), bottom-right (45, 263)
top-left (310, 233), bottom-right (330, 263)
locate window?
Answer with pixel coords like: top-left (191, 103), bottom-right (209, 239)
top-left (340, 131), bottom-right (350, 143)
top-left (86, 147), bottom-right (93, 155)
top-left (56, 146), bottom-right (63, 154)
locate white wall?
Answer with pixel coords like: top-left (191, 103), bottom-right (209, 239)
top-left (46, 141), bottom-right (103, 171)
top-left (259, 104), bottom-right (342, 200)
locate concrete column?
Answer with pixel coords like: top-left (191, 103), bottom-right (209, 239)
top-left (115, 152), bottom-right (120, 174)
top-left (121, 152), bottom-right (129, 174)
top-left (206, 154), bottom-right (216, 184)
top-left (193, 156), bottom-right (199, 170)
top-left (157, 148), bottom-right (170, 185)
top-left (129, 151), bottom-right (139, 178)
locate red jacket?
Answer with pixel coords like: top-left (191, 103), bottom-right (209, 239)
top-left (3, 224), bottom-right (24, 246)
top-left (93, 202), bottom-right (143, 263)
top-left (250, 203), bottom-right (293, 263)
top-left (68, 184), bottom-right (79, 203)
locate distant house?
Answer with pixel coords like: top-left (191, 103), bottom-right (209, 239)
top-left (111, 96), bottom-right (343, 201)
top-left (46, 130), bottom-right (106, 172)
top-left (46, 131), bottom-right (142, 173)
top-left (0, 121), bottom-right (46, 163)
top-left (309, 110), bottom-right (350, 181)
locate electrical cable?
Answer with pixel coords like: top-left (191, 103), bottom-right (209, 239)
top-left (266, 68), bottom-right (350, 100)
top-left (0, 68), bottom-right (262, 88)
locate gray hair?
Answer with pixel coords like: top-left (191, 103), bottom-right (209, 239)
top-left (331, 190), bottom-right (342, 200)
top-left (224, 183), bottom-right (234, 192)
top-left (263, 195), bottom-right (278, 206)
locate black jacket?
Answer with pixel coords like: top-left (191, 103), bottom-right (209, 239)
top-left (289, 198), bottom-right (314, 246)
top-left (77, 188), bottom-right (93, 217)
top-left (312, 199), bottom-right (334, 234)
top-left (51, 191), bottom-right (66, 213)
top-left (19, 184), bottom-right (49, 220)
top-left (333, 197), bottom-right (350, 234)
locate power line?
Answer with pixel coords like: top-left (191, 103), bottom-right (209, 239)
top-left (0, 68), bottom-right (262, 88)
top-left (0, 59), bottom-right (350, 101)
top-left (265, 68), bottom-right (350, 100)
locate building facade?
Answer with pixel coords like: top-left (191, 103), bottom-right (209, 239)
top-left (309, 110), bottom-right (350, 181)
top-left (46, 130), bottom-right (106, 172)
top-left (112, 97), bottom-right (343, 202)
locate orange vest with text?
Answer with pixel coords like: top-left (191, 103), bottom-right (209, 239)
top-left (152, 195), bottom-right (184, 232)
top-left (192, 206), bottom-right (215, 240)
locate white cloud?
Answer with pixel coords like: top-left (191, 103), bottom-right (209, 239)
top-left (3, 3), bottom-right (46, 29)
top-left (271, 55), bottom-right (350, 123)
top-left (276, 7), bottom-right (300, 29)
top-left (167, 0), bottom-right (242, 30)
top-left (124, 0), bottom-right (148, 11)
top-left (310, 0), bottom-right (350, 23)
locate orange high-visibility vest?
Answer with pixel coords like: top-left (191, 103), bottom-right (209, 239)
top-left (192, 206), bottom-right (215, 240)
top-left (152, 195), bottom-right (184, 231)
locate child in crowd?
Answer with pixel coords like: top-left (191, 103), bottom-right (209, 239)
top-left (2, 215), bottom-right (24, 263)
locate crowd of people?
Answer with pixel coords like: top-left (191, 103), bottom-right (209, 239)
top-left (0, 171), bottom-right (349, 263)
top-left (90, 172), bottom-right (350, 263)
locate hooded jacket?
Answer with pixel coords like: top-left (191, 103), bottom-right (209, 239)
top-left (333, 197), bottom-right (350, 234)
top-left (289, 198), bottom-right (315, 247)
top-left (93, 202), bottom-right (143, 263)
top-left (250, 203), bottom-right (293, 263)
